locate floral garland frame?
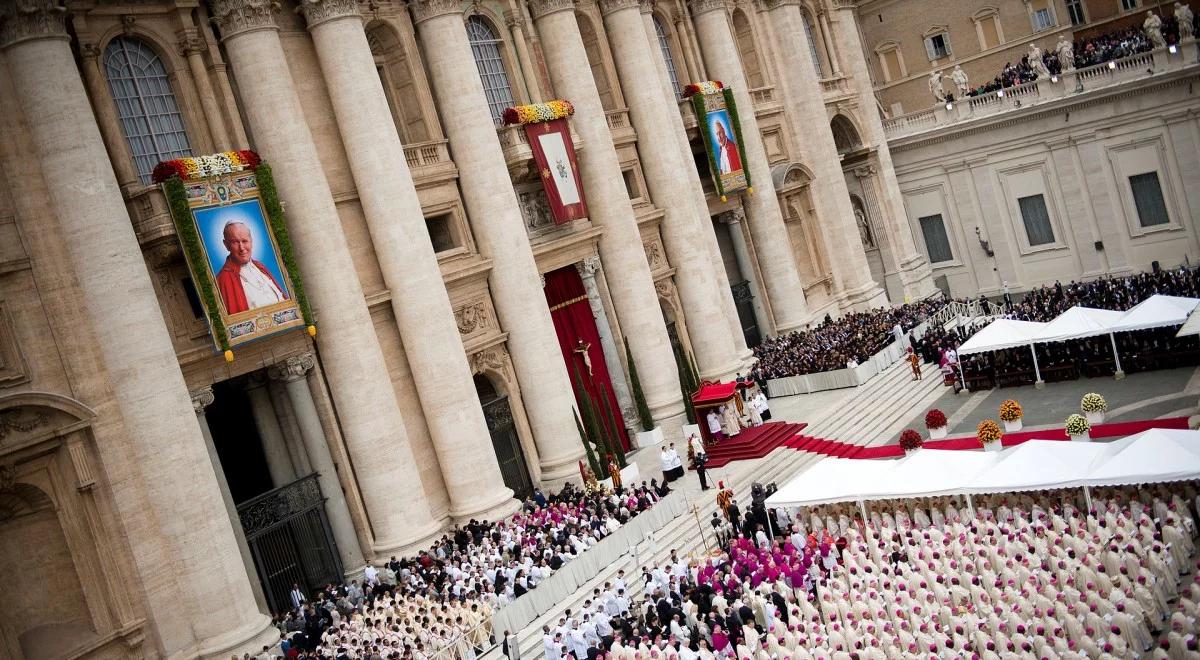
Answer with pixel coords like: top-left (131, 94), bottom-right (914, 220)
top-left (688, 82), bottom-right (753, 201)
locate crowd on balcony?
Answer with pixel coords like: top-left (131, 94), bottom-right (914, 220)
top-left (266, 480), bottom-right (669, 659)
top-left (750, 299), bottom-right (946, 381)
top-left (912, 266), bottom-right (1200, 389)
top-left (539, 484), bottom-right (1199, 660)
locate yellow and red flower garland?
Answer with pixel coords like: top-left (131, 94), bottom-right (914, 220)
top-left (502, 99), bottom-right (575, 125)
top-left (152, 149), bottom-right (261, 184)
top-left (681, 80), bottom-right (725, 98)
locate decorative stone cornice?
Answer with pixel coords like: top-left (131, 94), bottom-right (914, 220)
top-left (527, 0), bottom-right (577, 20)
top-left (209, 0), bottom-right (280, 41)
top-left (0, 0), bottom-right (68, 50)
top-left (409, 0), bottom-right (463, 24)
top-left (296, 0), bottom-right (362, 30)
top-left (687, 0), bottom-right (728, 16)
top-left (190, 386), bottom-right (215, 414)
top-left (830, 0), bottom-right (856, 10)
top-left (761, 0), bottom-right (800, 10)
top-left (268, 353), bottom-right (316, 383)
top-left (597, 0), bottom-right (641, 17)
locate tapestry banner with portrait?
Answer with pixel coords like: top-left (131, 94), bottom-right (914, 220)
top-left (684, 81), bottom-right (752, 202)
top-left (503, 100), bottom-right (587, 225)
top-left (153, 151), bottom-right (315, 361)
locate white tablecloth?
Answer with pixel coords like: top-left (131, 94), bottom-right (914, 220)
top-left (764, 321), bottom-right (930, 397)
top-left (489, 492), bottom-right (687, 636)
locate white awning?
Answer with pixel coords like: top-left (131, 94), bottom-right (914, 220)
top-left (1031, 306), bottom-right (1124, 343)
top-left (1177, 306), bottom-right (1200, 338)
top-left (956, 319), bottom-right (1047, 355)
top-left (764, 458), bottom-right (896, 508)
top-left (965, 439), bottom-right (1129, 493)
top-left (1110, 294), bottom-right (1200, 332)
top-left (1086, 428), bottom-right (1200, 486)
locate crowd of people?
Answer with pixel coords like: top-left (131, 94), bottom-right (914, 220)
top-left (751, 300), bottom-right (946, 381)
top-left (538, 482), bottom-right (1200, 659)
top-left (912, 266), bottom-right (1200, 388)
top-left (264, 481), bottom-right (671, 659)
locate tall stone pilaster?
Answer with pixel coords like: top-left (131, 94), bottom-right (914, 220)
top-left (687, 0), bottom-right (812, 332)
top-left (208, 0), bottom-right (441, 554)
top-left (601, 0), bottom-right (746, 380)
top-left (410, 0), bottom-right (585, 484)
top-left (829, 0), bottom-right (936, 300)
top-left (718, 209), bottom-right (772, 336)
top-left (576, 256), bottom-right (639, 439)
top-left (243, 374), bottom-right (296, 488)
top-left (298, 0), bottom-right (518, 521)
top-left (0, 4), bottom-right (275, 655)
top-left (527, 0), bottom-right (685, 433)
top-left (762, 0), bottom-right (886, 310)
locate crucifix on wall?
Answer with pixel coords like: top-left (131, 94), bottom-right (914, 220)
top-left (573, 338), bottom-right (593, 377)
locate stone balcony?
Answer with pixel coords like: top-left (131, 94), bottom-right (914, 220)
top-left (819, 75), bottom-right (851, 100)
top-left (402, 139), bottom-right (455, 181)
top-left (882, 42), bottom-right (1200, 141)
top-left (605, 108), bottom-right (637, 144)
top-left (496, 122), bottom-right (584, 179)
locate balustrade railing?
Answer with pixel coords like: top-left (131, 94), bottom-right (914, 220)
top-left (402, 139), bottom-right (450, 171)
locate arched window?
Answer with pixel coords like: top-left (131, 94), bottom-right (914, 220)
top-left (732, 11), bottom-right (765, 88)
top-left (466, 16), bottom-right (516, 125)
top-left (652, 16), bottom-right (681, 99)
top-left (801, 11), bottom-right (824, 78)
top-left (103, 37), bottom-right (192, 185)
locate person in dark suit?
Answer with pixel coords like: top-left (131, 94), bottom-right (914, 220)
top-left (726, 500), bottom-right (741, 532)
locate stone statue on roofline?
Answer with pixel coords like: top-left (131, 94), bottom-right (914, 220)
top-left (1055, 35), bottom-right (1075, 70)
top-left (1144, 11), bottom-right (1166, 49)
top-left (950, 65), bottom-right (970, 99)
top-left (1176, 3), bottom-right (1195, 41)
top-left (928, 69), bottom-right (945, 102)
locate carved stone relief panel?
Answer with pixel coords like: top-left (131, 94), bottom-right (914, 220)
top-left (454, 297), bottom-right (497, 340)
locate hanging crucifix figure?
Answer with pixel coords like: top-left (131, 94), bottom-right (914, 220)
top-left (574, 338), bottom-right (593, 377)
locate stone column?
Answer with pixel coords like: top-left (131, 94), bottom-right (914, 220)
top-left (298, 0), bottom-right (517, 521)
top-left (527, 0), bottom-right (685, 433)
top-left (410, 0), bottom-right (584, 484)
top-left (208, 0), bottom-right (441, 554)
top-left (191, 388), bottom-right (269, 614)
top-left (268, 354), bottom-right (365, 571)
top-left (719, 209), bottom-right (772, 335)
top-left (179, 28), bottom-right (233, 151)
top-left (268, 382), bottom-right (314, 475)
top-left (506, 3), bottom-right (544, 101)
top-left (243, 374), bottom-right (296, 488)
top-left (0, 4), bottom-right (275, 655)
top-left (762, 0), bottom-right (886, 310)
top-left (639, 4), bottom-right (750, 364)
top-left (76, 39), bottom-right (140, 189)
top-left (829, 0), bottom-right (936, 300)
top-left (687, 0), bottom-right (811, 332)
top-left (601, 0), bottom-right (744, 381)
top-left (576, 256), bottom-right (639, 439)
top-left (817, 10), bottom-right (842, 78)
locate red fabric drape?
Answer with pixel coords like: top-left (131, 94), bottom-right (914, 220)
top-left (544, 266), bottom-right (630, 450)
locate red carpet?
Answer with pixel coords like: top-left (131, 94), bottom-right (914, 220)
top-left (788, 416), bottom-right (1190, 460)
top-left (698, 422), bottom-right (807, 469)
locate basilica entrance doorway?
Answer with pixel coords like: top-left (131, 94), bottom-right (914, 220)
top-left (475, 375), bottom-right (533, 500)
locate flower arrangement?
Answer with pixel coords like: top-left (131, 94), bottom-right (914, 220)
top-left (681, 80), bottom-right (725, 98)
top-left (899, 429), bottom-right (924, 451)
top-left (924, 409), bottom-right (948, 429)
top-left (502, 99), bottom-right (575, 125)
top-left (1081, 393), bottom-right (1108, 414)
top-left (151, 149), bottom-right (260, 184)
top-left (1065, 414), bottom-right (1091, 436)
top-left (999, 399), bottom-right (1023, 422)
top-left (977, 419), bottom-right (1003, 445)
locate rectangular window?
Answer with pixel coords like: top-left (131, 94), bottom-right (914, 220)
top-left (880, 49), bottom-right (902, 81)
top-left (1017, 194), bottom-right (1056, 246)
top-left (622, 169), bottom-right (640, 201)
top-left (980, 18), bottom-right (1001, 49)
top-left (1032, 8), bottom-right (1055, 30)
top-left (1130, 172), bottom-right (1170, 227)
top-left (1065, 0), bottom-right (1086, 25)
top-left (1120, 0), bottom-right (1138, 11)
top-left (925, 33), bottom-right (951, 60)
top-left (919, 214), bottom-right (954, 263)
top-left (425, 214), bottom-right (457, 253)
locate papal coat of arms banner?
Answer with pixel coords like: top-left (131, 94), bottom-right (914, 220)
top-left (684, 80), bottom-right (752, 202)
top-left (504, 100), bottom-right (588, 225)
top-left (153, 151), bottom-right (316, 361)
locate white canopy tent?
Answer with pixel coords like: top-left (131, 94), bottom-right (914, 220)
top-left (956, 318), bottom-right (1048, 383)
top-left (1031, 306), bottom-right (1125, 372)
top-left (1177, 306), bottom-right (1200, 338)
top-left (766, 430), bottom-right (1200, 509)
top-left (1109, 294), bottom-right (1200, 333)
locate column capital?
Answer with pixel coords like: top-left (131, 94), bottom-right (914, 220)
top-left (177, 29), bottom-right (207, 57)
top-left (638, 0), bottom-right (655, 14)
top-left (241, 372), bottom-right (270, 391)
top-left (191, 386), bottom-right (216, 414)
top-left (761, 0), bottom-right (802, 10)
top-left (830, 0), bottom-right (857, 10)
top-left (687, 0), bottom-right (728, 17)
top-left (597, 0), bottom-right (641, 16)
top-left (297, 0), bottom-right (362, 30)
top-left (209, 0), bottom-right (280, 41)
top-left (527, 0), bottom-right (577, 20)
top-left (268, 352), bottom-right (316, 383)
top-left (719, 207), bottom-right (746, 225)
top-left (0, 0), bottom-right (68, 50)
top-left (575, 255), bottom-right (602, 278)
top-left (409, 0), bottom-right (464, 24)
top-left (852, 164), bottom-right (877, 179)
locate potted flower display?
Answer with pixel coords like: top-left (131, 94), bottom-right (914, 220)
top-left (925, 409), bottom-right (949, 439)
top-left (1065, 414), bottom-right (1091, 442)
top-left (977, 419), bottom-right (1003, 452)
top-left (1081, 393), bottom-right (1108, 425)
top-left (899, 429), bottom-right (924, 455)
top-left (999, 399), bottom-right (1023, 432)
